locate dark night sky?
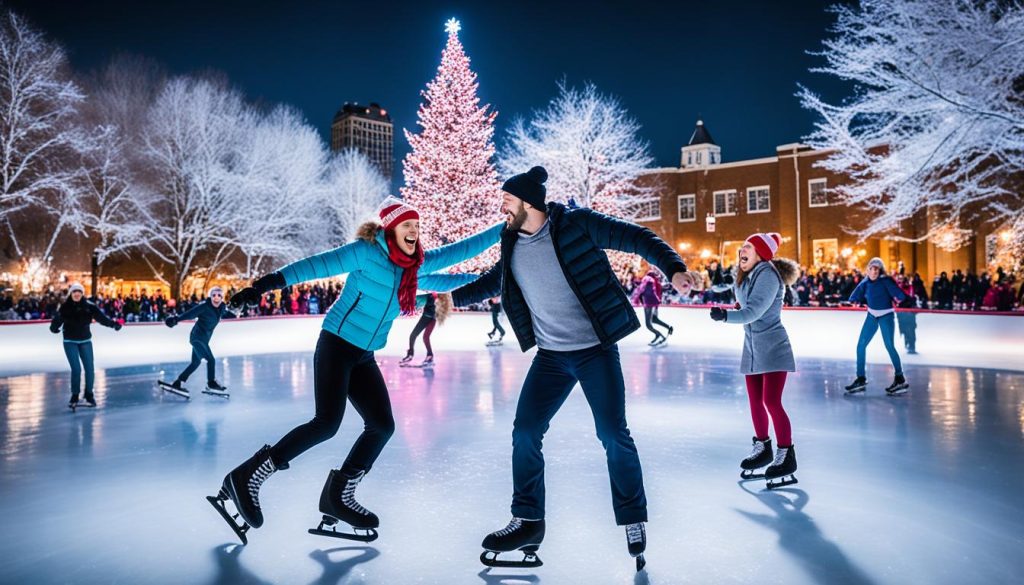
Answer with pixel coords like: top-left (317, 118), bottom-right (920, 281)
top-left (7, 0), bottom-right (851, 171)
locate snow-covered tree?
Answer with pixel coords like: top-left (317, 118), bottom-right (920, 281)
top-left (799, 0), bottom-right (1024, 255)
top-left (0, 10), bottom-right (87, 268)
top-left (401, 18), bottom-right (501, 271)
top-left (501, 81), bottom-right (659, 220)
top-left (76, 56), bottom-right (166, 274)
top-left (229, 105), bottom-right (326, 278)
top-left (139, 76), bottom-right (252, 298)
top-left (322, 148), bottom-right (389, 245)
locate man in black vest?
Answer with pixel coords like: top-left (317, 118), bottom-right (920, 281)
top-left (452, 166), bottom-right (697, 571)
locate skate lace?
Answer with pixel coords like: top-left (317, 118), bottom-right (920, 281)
top-left (771, 447), bottom-right (789, 468)
top-left (744, 441), bottom-right (765, 462)
top-left (626, 522), bottom-right (645, 544)
top-left (341, 472), bottom-right (370, 515)
top-left (248, 458), bottom-right (276, 507)
top-left (494, 518), bottom-right (523, 537)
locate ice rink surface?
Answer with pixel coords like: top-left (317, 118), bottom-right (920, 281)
top-left (1, 313), bottom-right (1023, 585)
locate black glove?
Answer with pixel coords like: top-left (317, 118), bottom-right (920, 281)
top-left (113, 322), bottom-right (123, 331)
top-left (165, 316), bottom-right (178, 328)
top-left (49, 323), bottom-right (60, 334)
top-left (710, 307), bottom-right (728, 322)
top-left (230, 271), bottom-right (285, 308)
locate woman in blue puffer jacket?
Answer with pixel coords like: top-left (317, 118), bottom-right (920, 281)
top-left (207, 201), bottom-right (501, 544)
top-left (843, 257), bottom-right (909, 396)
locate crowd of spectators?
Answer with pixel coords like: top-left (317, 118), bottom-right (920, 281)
top-left (0, 282), bottom-right (344, 321)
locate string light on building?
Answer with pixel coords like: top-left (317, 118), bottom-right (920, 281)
top-left (930, 223), bottom-right (973, 252)
top-left (700, 249), bottom-right (712, 259)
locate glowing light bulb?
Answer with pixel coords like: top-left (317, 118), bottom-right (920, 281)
top-left (445, 18), bottom-right (461, 35)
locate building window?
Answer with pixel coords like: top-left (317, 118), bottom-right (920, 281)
top-left (696, 152), bottom-right (703, 165)
top-left (713, 190), bottom-right (736, 216)
top-left (634, 199), bottom-right (661, 222)
top-left (809, 179), bottom-right (828, 207)
top-left (677, 194), bottom-right (696, 222)
top-left (747, 186), bottom-right (770, 214)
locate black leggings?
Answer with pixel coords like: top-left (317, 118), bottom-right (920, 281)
top-left (489, 311), bottom-right (505, 337)
top-left (408, 315), bottom-right (436, 356)
top-left (643, 307), bottom-right (670, 336)
top-left (270, 331), bottom-right (395, 473)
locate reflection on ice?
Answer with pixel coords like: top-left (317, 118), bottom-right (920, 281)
top-left (0, 347), bottom-right (1022, 584)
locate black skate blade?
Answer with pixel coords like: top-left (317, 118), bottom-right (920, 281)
top-left (206, 493), bottom-right (250, 544)
top-left (480, 550), bottom-right (543, 569)
top-left (766, 475), bottom-right (799, 490)
top-left (202, 389), bottom-right (230, 398)
top-left (157, 381), bottom-right (191, 399)
top-left (636, 554), bottom-right (646, 572)
top-left (307, 526), bottom-right (378, 542)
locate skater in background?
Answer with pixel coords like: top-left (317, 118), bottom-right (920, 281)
top-left (206, 201), bottom-right (500, 544)
top-left (50, 282), bottom-right (122, 408)
top-left (160, 287), bottom-right (232, 398)
top-left (895, 275), bottom-right (918, 355)
top-left (636, 269), bottom-right (672, 345)
top-left (844, 258), bottom-right (910, 396)
top-left (450, 166), bottom-right (699, 570)
top-left (487, 295), bottom-right (505, 344)
top-left (400, 292), bottom-right (443, 368)
top-left (709, 233), bottom-right (799, 489)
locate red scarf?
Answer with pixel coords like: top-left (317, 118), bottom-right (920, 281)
top-left (385, 230), bottom-right (424, 314)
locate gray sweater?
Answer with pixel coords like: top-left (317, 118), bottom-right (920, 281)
top-left (725, 261), bottom-right (796, 374)
top-left (510, 220), bottom-right (600, 351)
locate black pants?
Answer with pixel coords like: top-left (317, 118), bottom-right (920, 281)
top-left (270, 331), bottom-right (395, 473)
top-left (407, 315), bottom-right (436, 356)
top-left (643, 307), bottom-right (670, 336)
top-left (511, 344), bottom-right (647, 525)
top-left (178, 339), bottom-right (215, 383)
top-left (489, 311), bottom-right (505, 337)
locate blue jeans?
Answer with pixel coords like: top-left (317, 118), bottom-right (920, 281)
top-left (856, 313), bottom-right (903, 377)
top-left (511, 344), bottom-right (647, 525)
top-left (63, 341), bottom-right (95, 398)
top-left (178, 340), bottom-right (216, 383)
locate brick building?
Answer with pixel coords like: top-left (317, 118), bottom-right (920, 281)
top-left (636, 120), bottom-right (1012, 280)
top-left (330, 102), bottom-right (394, 184)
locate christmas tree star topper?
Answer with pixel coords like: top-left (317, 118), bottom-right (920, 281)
top-left (445, 18), bottom-right (460, 35)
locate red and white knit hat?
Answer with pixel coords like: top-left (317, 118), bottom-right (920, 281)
top-left (746, 232), bottom-right (781, 261)
top-left (379, 202), bottom-right (419, 231)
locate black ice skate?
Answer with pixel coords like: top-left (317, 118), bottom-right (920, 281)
top-left (480, 518), bottom-right (545, 568)
top-left (203, 380), bottom-right (230, 398)
top-left (206, 444), bottom-right (279, 544)
top-left (68, 395), bottom-right (79, 411)
top-left (486, 337), bottom-right (504, 347)
top-left (420, 355), bottom-right (434, 369)
top-left (399, 352), bottom-right (414, 367)
top-left (764, 445), bottom-right (798, 489)
top-left (885, 374), bottom-right (909, 396)
top-left (740, 436), bottom-right (773, 479)
top-left (158, 379), bottom-right (190, 399)
top-left (83, 395), bottom-right (97, 408)
top-left (844, 376), bottom-right (867, 394)
top-left (308, 469), bottom-right (379, 542)
top-left (647, 334), bottom-right (665, 346)
top-left (625, 522), bottom-right (647, 572)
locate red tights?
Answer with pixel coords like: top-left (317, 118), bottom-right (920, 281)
top-left (744, 371), bottom-right (792, 446)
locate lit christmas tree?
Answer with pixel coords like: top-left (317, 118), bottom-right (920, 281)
top-left (401, 18), bottom-right (501, 272)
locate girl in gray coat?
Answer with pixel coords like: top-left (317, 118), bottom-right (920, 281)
top-left (710, 232), bottom-right (799, 489)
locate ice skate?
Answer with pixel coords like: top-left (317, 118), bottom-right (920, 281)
top-left (764, 445), bottom-right (798, 489)
top-left (308, 469), bottom-right (379, 542)
top-left (399, 352), bottom-right (414, 367)
top-left (158, 379), bottom-right (190, 399)
top-left (206, 444), bottom-right (279, 544)
top-left (486, 337), bottom-right (504, 347)
top-left (82, 395), bottom-right (97, 408)
top-left (740, 436), bottom-right (773, 479)
top-left (203, 380), bottom-right (230, 398)
top-left (68, 395), bottom-right (79, 412)
top-left (844, 376), bottom-right (867, 394)
top-left (648, 334), bottom-right (665, 347)
top-left (625, 522), bottom-right (647, 572)
top-left (885, 374), bottom-right (909, 396)
top-left (419, 355), bottom-right (434, 369)
top-left (480, 518), bottom-right (545, 568)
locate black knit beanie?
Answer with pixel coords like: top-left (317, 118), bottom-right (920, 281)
top-left (501, 166), bottom-right (548, 210)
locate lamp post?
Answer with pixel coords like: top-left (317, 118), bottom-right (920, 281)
top-left (90, 252), bottom-right (98, 300)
